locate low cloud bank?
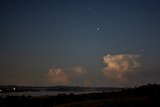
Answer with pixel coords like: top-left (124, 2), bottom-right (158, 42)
top-left (46, 54), bottom-right (141, 86)
top-left (46, 66), bottom-right (88, 86)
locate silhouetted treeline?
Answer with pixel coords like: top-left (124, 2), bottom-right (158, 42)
top-left (0, 84), bottom-right (160, 107)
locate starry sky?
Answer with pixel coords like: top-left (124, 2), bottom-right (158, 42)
top-left (0, 0), bottom-right (160, 87)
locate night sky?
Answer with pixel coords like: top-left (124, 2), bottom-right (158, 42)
top-left (0, 0), bottom-right (160, 87)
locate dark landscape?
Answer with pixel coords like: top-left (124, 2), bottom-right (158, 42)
top-left (0, 84), bottom-right (160, 107)
top-left (0, 85), bottom-right (121, 93)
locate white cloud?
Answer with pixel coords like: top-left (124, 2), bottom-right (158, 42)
top-left (102, 54), bottom-right (141, 83)
top-left (47, 68), bottom-right (69, 85)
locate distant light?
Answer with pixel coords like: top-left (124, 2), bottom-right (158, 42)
top-left (13, 88), bottom-right (16, 90)
top-left (0, 90), bottom-right (2, 92)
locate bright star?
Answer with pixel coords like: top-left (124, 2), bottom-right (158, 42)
top-left (97, 27), bottom-right (100, 31)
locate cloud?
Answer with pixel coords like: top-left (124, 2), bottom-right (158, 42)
top-left (46, 66), bottom-right (88, 86)
top-left (72, 66), bottom-right (87, 76)
top-left (69, 66), bottom-right (88, 86)
top-left (102, 54), bottom-right (141, 83)
top-left (47, 68), bottom-right (69, 85)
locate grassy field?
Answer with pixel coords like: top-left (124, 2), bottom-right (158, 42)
top-left (55, 97), bottom-right (155, 107)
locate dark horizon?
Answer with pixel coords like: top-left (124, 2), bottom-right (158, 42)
top-left (1, 84), bottom-right (160, 107)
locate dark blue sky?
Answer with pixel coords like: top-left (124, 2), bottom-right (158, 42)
top-left (0, 0), bottom-right (160, 86)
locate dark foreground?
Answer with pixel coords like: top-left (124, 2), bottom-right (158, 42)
top-left (0, 84), bottom-right (160, 107)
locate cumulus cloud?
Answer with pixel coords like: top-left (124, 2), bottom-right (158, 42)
top-left (72, 66), bottom-right (87, 76)
top-left (47, 68), bottom-right (69, 85)
top-left (102, 54), bottom-right (141, 83)
top-left (70, 66), bottom-right (88, 86)
top-left (46, 66), bottom-right (88, 86)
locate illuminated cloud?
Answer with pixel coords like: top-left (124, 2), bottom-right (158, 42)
top-left (70, 66), bottom-right (88, 86)
top-left (102, 54), bottom-right (141, 83)
top-left (72, 66), bottom-right (87, 76)
top-left (46, 66), bottom-right (87, 86)
top-left (47, 68), bottom-right (69, 85)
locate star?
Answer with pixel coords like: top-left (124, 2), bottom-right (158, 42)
top-left (21, 7), bottom-right (25, 11)
top-left (37, 4), bottom-right (41, 7)
top-left (26, 14), bottom-right (30, 17)
top-left (96, 27), bottom-right (100, 31)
